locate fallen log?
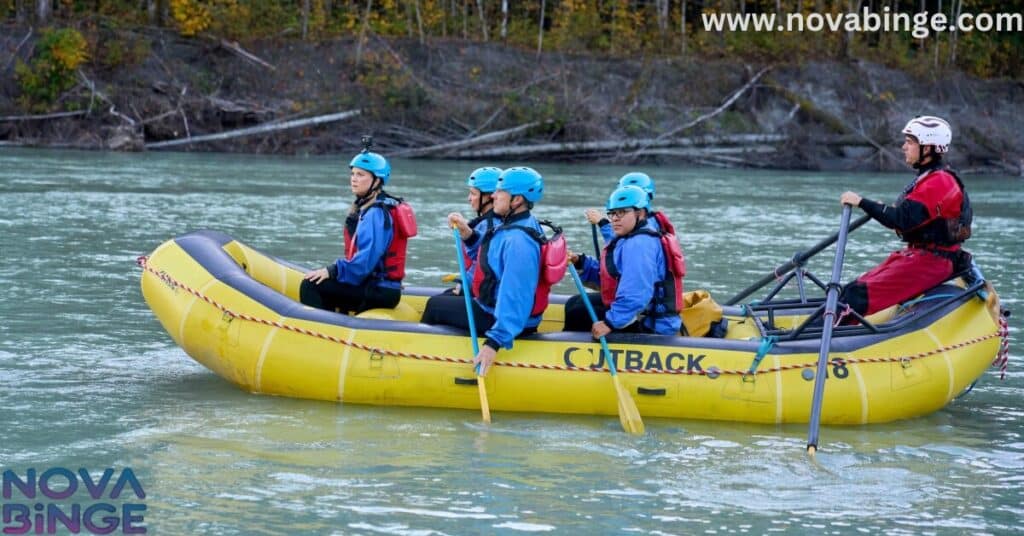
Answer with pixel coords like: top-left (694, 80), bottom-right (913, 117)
top-left (636, 146), bottom-right (777, 157)
top-left (623, 66), bottom-right (772, 160)
top-left (451, 133), bottom-right (789, 159)
top-left (2, 28), bottom-right (33, 74)
top-left (219, 39), bottom-right (276, 71)
top-left (145, 109), bottom-right (361, 149)
top-left (0, 110), bottom-right (88, 122)
top-left (77, 70), bottom-right (137, 126)
top-left (394, 121), bottom-right (544, 158)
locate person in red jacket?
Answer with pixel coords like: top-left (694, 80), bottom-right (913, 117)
top-left (839, 116), bottom-right (972, 317)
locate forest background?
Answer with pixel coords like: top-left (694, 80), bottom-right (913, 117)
top-left (1, 0), bottom-right (1022, 173)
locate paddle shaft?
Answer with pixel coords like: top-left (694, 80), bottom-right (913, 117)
top-left (725, 213), bottom-right (870, 306)
top-left (806, 205), bottom-right (853, 453)
top-left (568, 265), bottom-right (618, 376)
top-left (453, 228), bottom-right (491, 423)
top-left (453, 228), bottom-right (480, 355)
top-left (591, 223), bottom-right (601, 259)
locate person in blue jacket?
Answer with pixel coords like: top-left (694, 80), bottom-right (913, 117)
top-left (301, 145), bottom-right (415, 313)
top-left (584, 172), bottom-right (676, 242)
top-left (444, 166), bottom-right (503, 294)
top-left (566, 185), bottom-right (682, 337)
top-left (421, 167), bottom-right (547, 375)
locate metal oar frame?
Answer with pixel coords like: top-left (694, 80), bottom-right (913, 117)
top-left (740, 267), bottom-right (986, 342)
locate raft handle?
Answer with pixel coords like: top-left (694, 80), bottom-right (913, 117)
top-left (454, 377), bottom-right (479, 386)
top-left (637, 387), bottom-right (666, 396)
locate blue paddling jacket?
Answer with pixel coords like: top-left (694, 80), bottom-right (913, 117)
top-left (473, 211), bottom-right (544, 351)
top-left (579, 219), bottom-right (681, 335)
top-left (328, 198), bottom-right (401, 290)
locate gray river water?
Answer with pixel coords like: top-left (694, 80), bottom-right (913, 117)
top-left (1, 148), bottom-right (1021, 534)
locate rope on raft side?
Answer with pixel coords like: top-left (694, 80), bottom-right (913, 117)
top-left (137, 255), bottom-right (1006, 378)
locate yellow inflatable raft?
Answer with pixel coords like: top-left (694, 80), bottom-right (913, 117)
top-left (139, 231), bottom-right (1007, 425)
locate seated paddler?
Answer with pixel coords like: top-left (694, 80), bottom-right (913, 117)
top-left (301, 139), bottom-right (417, 313)
top-left (422, 167), bottom-right (565, 375)
top-left (565, 185), bottom-right (685, 338)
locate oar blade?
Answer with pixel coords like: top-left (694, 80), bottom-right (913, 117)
top-left (477, 377), bottom-right (492, 424)
top-left (613, 376), bottom-right (645, 435)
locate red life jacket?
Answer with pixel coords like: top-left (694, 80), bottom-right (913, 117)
top-left (651, 210), bottom-right (676, 235)
top-left (471, 219), bottom-right (567, 317)
top-left (599, 223), bottom-right (686, 317)
top-left (896, 168), bottom-right (972, 248)
top-left (343, 196), bottom-right (417, 281)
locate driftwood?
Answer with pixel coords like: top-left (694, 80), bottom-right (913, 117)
top-left (394, 121), bottom-right (544, 157)
top-left (452, 133), bottom-right (790, 159)
top-left (77, 70), bottom-right (137, 126)
top-left (2, 28), bottom-right (33, 74)
top-left (850, 124), bottom-right (904, 165)
top-left (145, 109), bottom-right (361, 149)
top-left (624, 66), bottom-right (772, 161)
top-left (219, 39), bottom-right (276, 71)
top-left (637, 146), bottom-right (778, 157)
top-left (0, 110), bottom-right (88, 122)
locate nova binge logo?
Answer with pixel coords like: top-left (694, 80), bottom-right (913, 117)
top-left (2, 468), bottom-right (146, 534)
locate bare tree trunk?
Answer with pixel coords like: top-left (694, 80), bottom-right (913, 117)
top-left (537, 0), bottom-right (546, 59)
top-left (918, 0), bottom-right (926, 52)
top-left (610, 0), bottom-right (617, 55)
top-left (405, 0), bottom-right (414, 37)
top-left (301, 0), bottom-right (310, 40)
top-left (475, 0), bottom-right (489, 41)
top-left (655, 0), bottom-right (668, 34)
top-left (950, 0), bottom-right (962, 65)
top-left (463, 0), bottom-right (468, 39)
top-left (415, 0), bottom-right (425, 44)
top-left (839, 0), bottom-right (861, 59)
top-left (356, 0), bottom-right (373, 66)
top-left (934, 0), bottom-right (942, 69)
top-left (501, 0), bottom-right (508, 41)
top-left (36, 0), bottom-right (50, 24)
top-left (680, 0), bottom-right (687, 56)
top-left (146, 0), bottom-right (161, 25)
top-left (441, 0), bottom-right (448, 36)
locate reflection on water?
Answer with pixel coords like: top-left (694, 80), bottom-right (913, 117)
top-left (1, 148), bottom-right (1020, 533)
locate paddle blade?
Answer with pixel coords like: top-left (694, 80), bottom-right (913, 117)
top-left (612, 375), bottom-right (644, 435)
top-left (477, 377), bottom-right (492, 424)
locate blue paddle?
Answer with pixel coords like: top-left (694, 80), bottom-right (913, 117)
top-left (453, 227), bottom-right (491, 423)
top-left (568, 264), bottom-right (644, 435)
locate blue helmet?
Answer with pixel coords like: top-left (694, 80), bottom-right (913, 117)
top-left (466, 167), bottom-right (502, 193)
top-left (618, 172), bottom-right (655, 199)
top-left (496, 167), bottom-right (544, 203)
top-left (606, 185), bottom-right (650, 211)
top-left (349, 150), bottom-right (391, 184)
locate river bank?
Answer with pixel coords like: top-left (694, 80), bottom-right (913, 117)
top-left (2, 24), bottom-right (1022, 175)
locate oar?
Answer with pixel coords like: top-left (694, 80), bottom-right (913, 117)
top-left (453, 227), bottom-right (491, 423)
top-left (568, 265), bottom-right (645, 435)
top-left (806, 204), bottom-right (853, 455)
top-left (591, 223), bottom-right (601, 259)
top-left (725, 213), bottom-right (870, 305)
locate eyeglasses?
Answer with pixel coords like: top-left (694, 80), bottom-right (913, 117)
top-left (605, 208), bottom-right (635, 220)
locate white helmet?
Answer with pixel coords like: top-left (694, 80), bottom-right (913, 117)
top-left (902, 116), bottom-right (952, 153)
